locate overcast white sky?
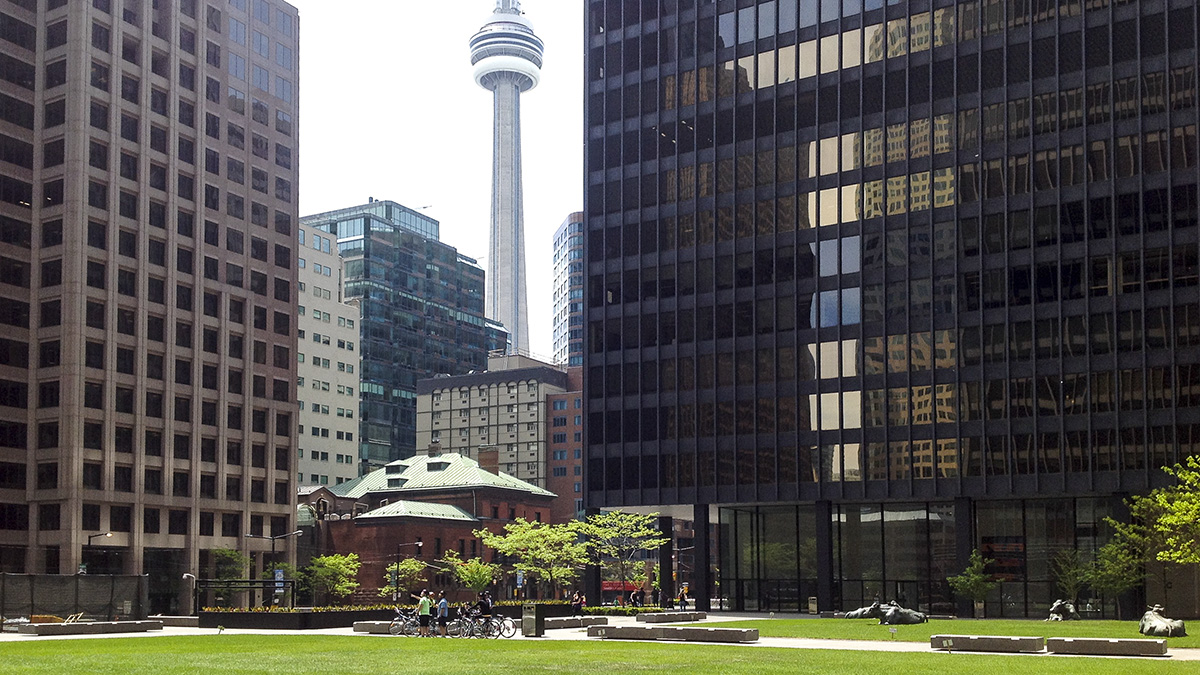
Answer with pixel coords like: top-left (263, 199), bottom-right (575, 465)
top-left (288, 0), bottom-right (584, 360)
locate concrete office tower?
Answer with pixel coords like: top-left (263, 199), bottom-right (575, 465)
top-left (551, 212), bottom-right (583, 366)
top-left (469, 0), bottom-right (543, 356)
top-left (0, 0), bottom-right (301, 611)
top-left (584, 1), bottom-right (1200, 616)
top-left (296, 223), bottom-right (358, 488)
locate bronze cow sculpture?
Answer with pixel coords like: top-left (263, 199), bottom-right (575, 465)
top-left (1140, 604), bottom-right (1187, 637)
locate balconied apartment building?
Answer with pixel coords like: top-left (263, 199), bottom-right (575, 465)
top-left (0, 0), bottom-right (301, 613)
top-left (296, 222), bottom-right (357, 487)
top-left (416, 354), bottom-right (568, 488)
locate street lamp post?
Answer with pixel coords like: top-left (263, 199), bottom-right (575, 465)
top-left (81, 531), bottom-right (113, 574)
top-left (391, 541), bottom-right (423, 601)
top-left (246, 530), bottom-right (303, 605)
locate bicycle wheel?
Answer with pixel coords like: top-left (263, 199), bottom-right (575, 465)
top-left (499, 617), bottom-right (516, 638)
top-left (445, 619), bottom-right (464, 638)
top-left (388, 620), bottom-right (402, 636)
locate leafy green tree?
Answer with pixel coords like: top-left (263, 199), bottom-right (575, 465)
top-left (1145, 456), bottom-right (1200, 565)
top-left (476, 519), bottom-right (586, 598)
top-left (260, 562), bottom-right (306, 605)
top-left (378, 558), bottom-right (426, 600)
top-left (211, 548), bottom-right (250, 580)
top-left (946, 549), bottom-right (999, 610)
top-left (438, 550), bottom-right (502, 593)
top-left (307, 553), bottom-right (361, 605)
top-left (1050, 549), bottom-right (1090, 604)
top-left (1087, 539), bottom-right (1144, 618)
top-left (574, 512), bottom-right (669, 604)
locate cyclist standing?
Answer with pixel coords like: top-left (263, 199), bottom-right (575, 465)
top-left (416, 590), bottom-right (433, 636)
top-left (436, 590), bottom-right (450, 637)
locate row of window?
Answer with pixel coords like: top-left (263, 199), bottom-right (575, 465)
top-left (30, 503), bottom-right (288, 537)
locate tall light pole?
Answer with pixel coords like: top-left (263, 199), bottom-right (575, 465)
top-left (246, 530), bottom-right (303, 606)
top-left (391, 541), bottom-right (424, 601)
top-left (81, 531), bottom-right (112, 574)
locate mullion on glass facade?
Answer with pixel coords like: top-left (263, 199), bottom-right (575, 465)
top-left (585, 0), bottom-right (1200, 616)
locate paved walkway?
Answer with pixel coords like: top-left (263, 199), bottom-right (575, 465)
top-left (1, 613), bottom-right (1195, 661)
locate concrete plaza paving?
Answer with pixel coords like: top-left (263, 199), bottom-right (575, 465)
top-left (0, 612), bottom-right (1194, 661)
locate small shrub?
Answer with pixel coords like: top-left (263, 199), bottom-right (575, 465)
top-left (583, 606), bottom-right (665, 617)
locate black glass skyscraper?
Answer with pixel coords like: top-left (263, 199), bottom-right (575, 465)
top-left (584, 0), bottom-right (1199, 617)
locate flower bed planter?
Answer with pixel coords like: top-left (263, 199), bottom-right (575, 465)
top-left (198, 609), bottom-right (394, 630)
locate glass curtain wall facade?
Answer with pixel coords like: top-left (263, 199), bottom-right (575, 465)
top-left (553, 212), bottom-right (585, 366)
top-left (301, 201), bottom-right (494, 472)
top-left (584, 0), bottom-right (1200, 616)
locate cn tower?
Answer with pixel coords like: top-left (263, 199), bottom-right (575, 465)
top-left (470, 0), bottom-right (543, 356)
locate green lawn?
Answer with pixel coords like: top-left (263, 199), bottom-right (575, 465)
top-left (0, 636), bottom-right (1192, 675)
top-left (702, 618), bottom-right (1200, 648)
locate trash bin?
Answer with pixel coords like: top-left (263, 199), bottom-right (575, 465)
top-left (522, 603), bottom-right (545, 637)
top-left (808, 597), bottom-right (818, 614)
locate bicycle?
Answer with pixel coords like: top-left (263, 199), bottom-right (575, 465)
top-left (388, 606), bottom-right (419, 636)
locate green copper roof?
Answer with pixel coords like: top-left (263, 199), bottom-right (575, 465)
top-left (329, 452), bottom-right (555, 500)
top-left (356, 500), bottom-right (478, 522)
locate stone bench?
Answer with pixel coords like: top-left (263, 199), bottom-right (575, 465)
top-left (588, 624), bottom-right (757, 643)
top-left (1046, 637), bottom-right (1168, 656)
top-left (931, 635), bottom-right (1045, 653)
top-left (352, 621), bottom-right (393, 634)
top-left (545, 617), bottom-right (608, 629)
top-left (636, 611), bottom-right (707, 623)
top-left (17, 620), bottom-right (164, 636)
top-left (152, 615), bottom-right (199, 627)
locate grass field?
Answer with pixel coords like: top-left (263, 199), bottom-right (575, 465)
top-left (0, 635), bottom-right (1193, 675)
top-left (702, 617), bottom-right (1200, 648)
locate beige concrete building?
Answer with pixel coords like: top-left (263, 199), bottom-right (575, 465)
top-left (416, 355), bottom-right (566, 488)
top-left (0, 0), bottom-right (300, 613)
top-left (296, 222), bottom-right (357, 487)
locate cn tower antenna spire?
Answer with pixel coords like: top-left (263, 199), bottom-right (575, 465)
top-left (470, 1), bottom-right (543, 356)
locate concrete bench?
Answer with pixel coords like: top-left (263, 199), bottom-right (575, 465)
top-left (17, 620), bottom-right (164, 636)
top-left (636, 611), bottom-right (707, 623)
top-left (1046, 637), bottom-right (1167, 656)
top-left (931, 635), bottom-right (1045, 653)
top-left (352, 621), bottom-right (393, 634)
top-left (544, 617), bottom-right (608, 629)
top-left (588, 624), bottom-right (757, 643)
top-left (152, 615), bottom-right (199, 627)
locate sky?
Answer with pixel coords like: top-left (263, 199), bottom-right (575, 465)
top-left (287, 0), bottom-right (584, 361)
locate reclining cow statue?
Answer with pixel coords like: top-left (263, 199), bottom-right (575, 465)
top-left (880, 600), bottom-right (928, 625)
top-left (845, 601), bottom-right (885, 620)
top-left (1046, 598), bottom-right (1081, 621)
top-left (1140, 604), bottom-right (1187, 637)
top-left (844, 600), bottom-right (926, 625)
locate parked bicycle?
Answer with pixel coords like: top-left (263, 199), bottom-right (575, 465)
top-left (388, 606), bottom-right (420, 636)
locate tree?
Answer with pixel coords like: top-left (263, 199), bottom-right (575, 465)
top-left (1146, 456), bottom-right (1200, 565)
top-left (211, 548), bottom-right (250, 580)
top-left (438, 550), bottom-right (501, 593)
top-left (574, 512), bottom-right (669, 603)
top-left (1050, 549), bottom-right (1090, 604)
top-left (1087, 539), bottom-right (1144, 619)
top-left (260, 562), bottom-right (306, 605)
top-left (946, 549), bottom-right (999, 609)
top-left (476, 519), bottom-right (586, 598)
top-left (378, 558), bottom-right (426, 601)
top-left (307, 553), bottom-right (361, 605)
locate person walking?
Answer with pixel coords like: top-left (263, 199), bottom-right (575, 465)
top-left (570, 590), bottom-right (583, 617)
top-left (416, 590), bottom-right (433, 637)
top-left (677, 586), bottom-right (689, 611)
top-left (436, 590), bottom-right (450, 637)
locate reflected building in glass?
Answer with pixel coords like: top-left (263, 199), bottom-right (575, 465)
top-left (301, 200), bottom-right (499, 472)
top-left (583, 0), bottom-right (1199, 618)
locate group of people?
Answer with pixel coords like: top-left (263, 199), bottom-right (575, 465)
top-left (412, 590), bottom-right (494, 637)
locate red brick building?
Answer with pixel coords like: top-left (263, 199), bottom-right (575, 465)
top-left (299, 448), bottom-right (556, 604)
top-left (545, 367), bottom-right (584, 523)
